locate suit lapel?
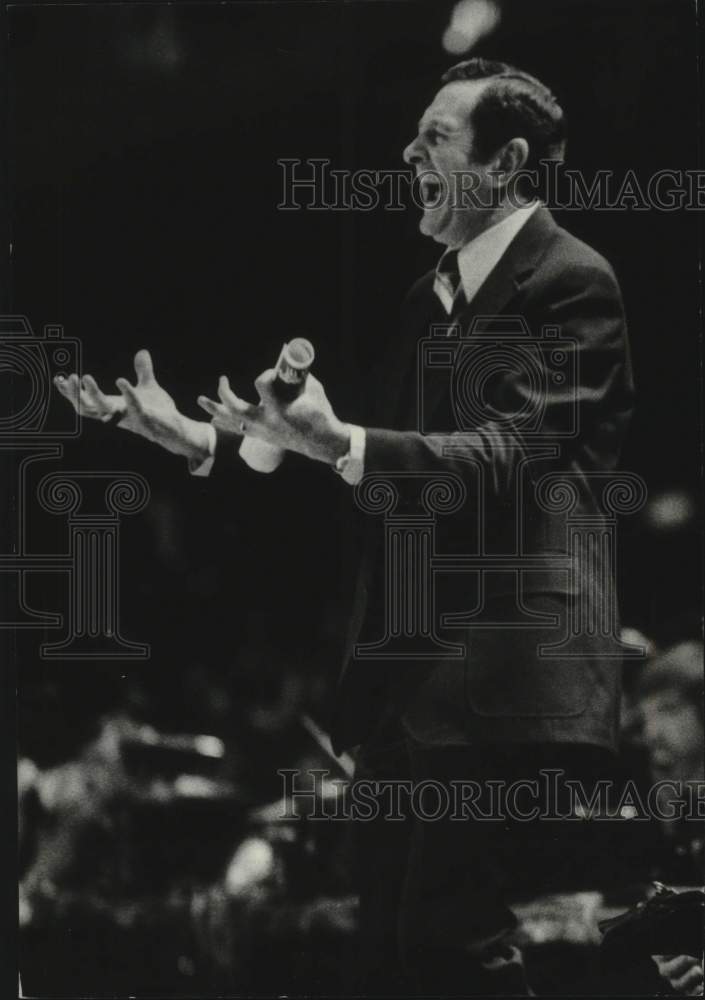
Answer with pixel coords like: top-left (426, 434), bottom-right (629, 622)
top-left (414, 206), bottom-right (559, 425)
top-left (456, 205), bottom-right (558, 324)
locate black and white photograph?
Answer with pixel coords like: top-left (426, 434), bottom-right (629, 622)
top-left (2, 0), bottom-right (703, 996)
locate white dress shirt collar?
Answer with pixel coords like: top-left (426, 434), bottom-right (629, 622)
top-left (433, 201), bottom-right (541, 314)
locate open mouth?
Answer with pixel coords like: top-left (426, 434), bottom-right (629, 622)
top-left (419, 174), bottom-right (443, 208)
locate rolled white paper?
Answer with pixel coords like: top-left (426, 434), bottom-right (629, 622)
top-left (239, 338), bottom-right (315, 473)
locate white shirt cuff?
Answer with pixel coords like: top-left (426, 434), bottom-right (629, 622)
top-left (188, 423), bottom-right (217, 477)
top-left (335, 424), bottom-right (365, 486)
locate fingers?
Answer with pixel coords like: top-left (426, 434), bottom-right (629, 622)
top-left (55, 373), bottom-right (107, 418)
top-left (115, 377), bottom-right (143, 416)
top-left (216, 376), bottom-right (249, 412)
top-left (81, 374), bottom-right (108, 409)
top-left (133, 349), bottom-right (155, 386)
top-left (197, 397), bottom-right (246, 435)
top-left (655, 955), bottom-right (704, 995)
top-left (81, 374), bottom-right (101, 400)
top-left (54, 373), bottom-right (81, 411)
top-left (661, 956), bottom-right (698, 976)
top-left (672, 968), bottom-right (703, 995)
top-left (56, 370), bottom-right (127, 422)
top-left (196, 395), bottom-right (221, 418)
top-left (197, 383), bottom-right (257, 434)
top-left (197, 394), bottom-right (254, 422)
top-left (254, 368), bottom-right (277, 405)
top-left (197, 377), bottom-right (253, 419)
top-left (83, 375), bottom-right (125, 421)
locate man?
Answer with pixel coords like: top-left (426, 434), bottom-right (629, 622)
top-left (56, 59), bottom-right (634, 994)
top-left (638, 640), bottom-right (704, 790)
top-left (632, 640), bottom-right (704, 884)
top-left (638, 641), bottom-right (705, 998)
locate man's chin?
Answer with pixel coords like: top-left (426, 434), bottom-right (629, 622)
top-left (419, 210), bottom-right (450, 243)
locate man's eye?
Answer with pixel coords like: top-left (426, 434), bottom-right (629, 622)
top-left (421, 128), bottom-right (441, 145)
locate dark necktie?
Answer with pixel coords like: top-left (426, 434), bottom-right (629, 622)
top-left (436, 248), bottom-right (467, 316)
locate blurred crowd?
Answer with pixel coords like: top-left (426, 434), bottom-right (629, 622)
top-left (18, 694), bottom-right (358, 994)
top-left (17, 622), bottom-right (703, 995)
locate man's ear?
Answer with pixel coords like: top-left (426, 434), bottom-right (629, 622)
top-left (489, 137), bottom-right (530, 189)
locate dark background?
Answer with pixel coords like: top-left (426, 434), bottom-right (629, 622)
top-left (2, 1), bottom-right (702, 993)
top-left (7, 0), bottom-right (702, 760)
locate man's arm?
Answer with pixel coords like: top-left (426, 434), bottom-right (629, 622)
top-left (198, 262), bottom-right (631, 496)
top-left (55, 348), bottom-right (344, 485)
top-left (362, 262), bottom-right (631, 494)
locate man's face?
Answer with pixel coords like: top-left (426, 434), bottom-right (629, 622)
top-left (403, 80), bottom-right (496, 249)
top-left (640, 689), bottom-right (704, 784)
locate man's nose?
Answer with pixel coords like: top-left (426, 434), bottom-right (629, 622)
top-left (403, 137), bottom-right (424, 165)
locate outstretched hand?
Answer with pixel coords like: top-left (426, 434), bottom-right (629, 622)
top-left (54, 372), bottom-right (126, 422)
top-left (54, 350), bottom-right (212, 463)
top-left (197, 369), bottom-right (350, 466)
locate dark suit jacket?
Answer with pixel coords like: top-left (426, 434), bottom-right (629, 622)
top-left (213, 207), bottom-right (634, 757)
top-left (329, 207), bottom-right (635, 754)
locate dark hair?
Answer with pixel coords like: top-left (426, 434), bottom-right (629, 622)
top-left (441, 58), bottom-right (566, 189)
